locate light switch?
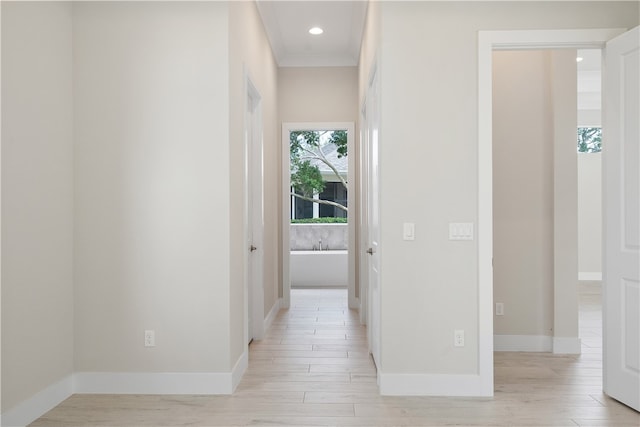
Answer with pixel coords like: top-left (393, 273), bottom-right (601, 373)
top-left (449, 223), bottom-right (474, 240)
top-left (403, 223), bottom-right (415, 240)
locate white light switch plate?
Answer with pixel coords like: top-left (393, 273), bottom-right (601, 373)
top-left (403, 223), bottom-right (415, 240)
top-left (449, 223), bottom-right (473, 240)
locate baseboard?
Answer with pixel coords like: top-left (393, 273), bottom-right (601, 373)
top-left (379, 372), bottom-right (491, 396)
top-left (1, 375), bottom-right (73, 427)
top-left (74, 372), bottom-right (233, 394)
top-left (494, 334), bottom-right (552, 352)
top-left (553, 337), bottom-right (582, 354)
top-left (579, 272), bottom-right (602, 281)
top-left (264, 298), bottom-right (281, 333)
top-left (4, 368), bottom-right (238, 425)
top-left (231, 350), bottom-right (248, 392)
top-left (291, 284), bottom-right (348, 288)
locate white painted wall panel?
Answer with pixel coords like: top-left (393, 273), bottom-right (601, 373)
top-left (73, 1), bottom-right (231, 373)
top-left (373, 0), bottom-right (637, 376)
top-left (578, 153), bottom-right (602, 277)
top-left (1, 1), bottom-right (74, 412)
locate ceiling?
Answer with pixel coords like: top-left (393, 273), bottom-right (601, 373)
top-left (256, 2), bottom-right (601, 111)
top-left (256, 1), bottom-right (368, 67)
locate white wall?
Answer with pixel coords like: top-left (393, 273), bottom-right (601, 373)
top-left (577, 66), bottom-right (602, 279)
top-left (358, 2), bottom-right (379, 101)
top-left (73, 2), bottom-right (232, 374)
top-left (373, 0), bottom-right (637, 380)
top-left (1, 0), bottom-right (74, 413)
top-left (278, 67), bottom-right (358, 123)
top-left (228, 0), bottom-right (279, 366)
top-left (577, 49), bottom-right (601, 129)
top-left (493, 50), bottom-right (555, 338)
top-left (579, 110), bottom-right (601, 128)
top-left (578, 153), bottom-right (602, 277)
top-left (551, 50), bottom-right (580, 351)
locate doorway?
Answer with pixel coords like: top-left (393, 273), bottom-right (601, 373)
top-left (281, 122), bottom-right (356, 310)
top-left (245, 76), bottom-right (265, 344)
top-left (492, 49), bottom-right (560, 353)
top-left (478, 27), bottom-right (640, 408)
top-left (492, 48), bottom-right (606, 355)
top-left (492, 47), bottom-right (587, 355)
top-left (576, 49), bottom-right (603, 353)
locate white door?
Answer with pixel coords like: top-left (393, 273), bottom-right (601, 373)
top-left (246, 81), bottom-right (264, 344)
top-left (603, 26), bottom-right (640, 412)
top-left (366, 66), bottom-right (381, 368)
top-left (359, 101), bottom-right (369, 326)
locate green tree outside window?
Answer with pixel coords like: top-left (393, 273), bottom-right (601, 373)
top-left (577, 127), bottom-right (602, 153)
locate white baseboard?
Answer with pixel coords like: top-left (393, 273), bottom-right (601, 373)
top-left (494, 334), bottom-right (552, 352)
top-left (231, 350), bottom-right (248, 392)
top-left (291, 284), bottom-right (348, 288)
top-left (553, 337), bottom-right (582, 354)
top-left (74, 372), bottom-right (233, 395)
top-left (5, 369), bottom-right (237, 425)
top-left (264, 298), bottom-right (281, 333)
top-left (379, 372), bottom-right (491, 397)
top-left (579, 272), bottom-right (602, 281)
top-left (1, 375), bottom-right (73, 427)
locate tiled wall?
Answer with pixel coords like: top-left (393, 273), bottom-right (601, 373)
top-left (290, 224), bottom-right (348, 251)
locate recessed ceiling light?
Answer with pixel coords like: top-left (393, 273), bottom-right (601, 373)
top-left (576, 57), bottom-right (584, 62)
top-left (309, 27), bottom-right (324, 35)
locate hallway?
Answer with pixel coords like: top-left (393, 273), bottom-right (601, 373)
top-left (30, 287), bottom-right (640, 426)
top-left (238, 289), bottom-right (377, 402)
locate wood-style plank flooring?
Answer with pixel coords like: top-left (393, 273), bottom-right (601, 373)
top-left (30, 285), bottom-right (640, 426)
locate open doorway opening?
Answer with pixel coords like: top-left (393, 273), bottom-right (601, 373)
top-left (492, 48), bottom-right (582, 355)
top-left (479, 27), bottom-right (639, 406)
top-left (576, 49), bottom-right (603, 354)
top-left (281, 123), bottom-right (356, 310)
top-left (245, 76), bottom-right (264, 345)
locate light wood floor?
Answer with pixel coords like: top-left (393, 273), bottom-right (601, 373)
top-left (30, 285), bottom-right (640, 426)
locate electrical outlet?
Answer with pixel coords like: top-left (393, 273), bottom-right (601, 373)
top-left (496, 303), bottom-right (504, 316)
top-left (454, 329), bottom-right (465, 347)
top-left (144, 330), bottom-right (155, 347)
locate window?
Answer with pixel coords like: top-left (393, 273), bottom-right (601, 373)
top-left (290, 129), bottom-right (348, 221)
top-left (319, 182), bottom-right (348, 218)
top-left (294, 194), bottom-right (314, 219)
top-left (577, 127), bottom-right (601, 153)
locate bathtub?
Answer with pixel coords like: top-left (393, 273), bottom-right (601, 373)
top-left (290, 250), bottom-right (348, 288)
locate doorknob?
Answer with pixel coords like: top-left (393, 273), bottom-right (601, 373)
top-left (366, 247), bottom-right (374, 255)
top-left (250, 245), bottom-right (257, 252)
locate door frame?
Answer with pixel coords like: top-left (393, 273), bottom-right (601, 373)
top-left (244, 72), bottom-right (264, 344)
top-left (281, 122), bottom-right (356, 309)
top-left (363, 60), bottom-right (381, 368)
top-left (477, 28), bottom-right (627, 396)
top-left (359, 97), bottom-right (369, 326)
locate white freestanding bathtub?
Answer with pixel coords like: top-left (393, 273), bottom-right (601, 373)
top-left (290, 250), bottom-right (347, 288)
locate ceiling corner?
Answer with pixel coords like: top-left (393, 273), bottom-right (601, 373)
top-left (255, 0), bottom-right (285, 65)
